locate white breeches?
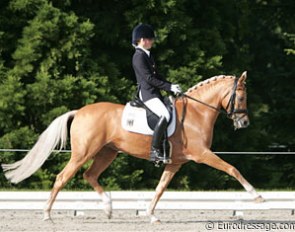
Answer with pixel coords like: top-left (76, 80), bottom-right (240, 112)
top-left (144, 98), bottom-right (170, 122)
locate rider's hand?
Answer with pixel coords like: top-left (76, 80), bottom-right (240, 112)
top-left (170, 84), bottom-right (182, 95)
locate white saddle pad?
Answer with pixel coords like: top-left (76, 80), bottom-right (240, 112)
top-left (121, 102), bottom-right (176, 137)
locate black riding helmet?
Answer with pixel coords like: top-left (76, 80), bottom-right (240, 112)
top-left (132, 24), bottom-right (155, 46)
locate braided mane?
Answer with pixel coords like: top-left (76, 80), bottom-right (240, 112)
top-left (186, 75), bottom-right (236, 93)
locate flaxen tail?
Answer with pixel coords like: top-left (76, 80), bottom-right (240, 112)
top-left (1, 110), bottom-right (77, 184)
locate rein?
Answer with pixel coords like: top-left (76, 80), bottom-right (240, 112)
top-left (179, 76), bottom-right (248, 123)
top-left (181, 93), bottom-right (226, 115)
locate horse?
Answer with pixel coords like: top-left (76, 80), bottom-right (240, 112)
top-left (2, 71), bottom-right (264, 223)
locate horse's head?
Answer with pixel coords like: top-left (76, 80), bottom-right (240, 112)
top-left (221, 71), bottom-right (250, 130)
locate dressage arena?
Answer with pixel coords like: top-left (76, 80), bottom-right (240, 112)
top-left (1, 209), bottom-right (295, 232)
top-left (1, 191), bottom-right (295, 232)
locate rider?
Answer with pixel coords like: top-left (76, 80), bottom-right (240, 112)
top-left (131, 23), bottom-right (182, 163)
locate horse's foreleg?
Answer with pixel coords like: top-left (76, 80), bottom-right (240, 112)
top-left (83, 147), bottom-right (118, 219)
top-left (195, 150), bottom-right (264, 202)
top-left (147, 164), bottom-right (181, 223)
top-left (43, 155), bottom-right (89, 221)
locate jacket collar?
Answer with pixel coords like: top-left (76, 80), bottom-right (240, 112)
top-left (136, 45), bottom-right (150, 57)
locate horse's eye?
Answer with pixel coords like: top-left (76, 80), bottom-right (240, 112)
top-left (238, 97), bottom-right (244, 102)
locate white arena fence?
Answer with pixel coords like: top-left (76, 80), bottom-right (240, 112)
top-left (0, 191), bottom-right (295, 215)
top-left (1, 150), bottom-right (295, 214)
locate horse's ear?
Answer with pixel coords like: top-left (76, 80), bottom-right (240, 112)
top-left (239, 71), bottom-right (247, 84)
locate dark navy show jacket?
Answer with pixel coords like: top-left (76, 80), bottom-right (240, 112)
top-left (132, 48), bottom-right (171, 102)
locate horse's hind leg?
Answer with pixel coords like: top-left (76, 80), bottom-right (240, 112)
top-left (83, 147), bottom-right (118, 219)
top-left (195, 150), bottom-right (264, 202)
top-left (43, 154), bottom-right (90, 220)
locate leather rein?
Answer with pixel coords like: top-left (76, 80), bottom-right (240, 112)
top-left (179, 76), bottom-right (248, 123)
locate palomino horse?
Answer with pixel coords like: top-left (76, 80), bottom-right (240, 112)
top-left (2, 71), bottom-right (264, 223)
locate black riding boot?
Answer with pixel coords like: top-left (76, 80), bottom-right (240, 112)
top-left (150, 116), bottom-right (171, 164)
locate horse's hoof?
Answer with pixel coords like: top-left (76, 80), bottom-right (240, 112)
top-left (254, 195), bottom-right (265, 203)
top-left (106, 211), bottom-right (112, 219)
top-left (103, 201), bottom-right (112, 219)
top-left (103, 208), bottom-right (112, 219)
top-left (150, 215), bottom-right (161, 224)
top-left (43, 215), bottom-right (53, 222)
top-left (43, 211), bottom-right (51, 221)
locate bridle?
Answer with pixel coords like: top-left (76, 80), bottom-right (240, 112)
top-left (224, 76), bottom-right (248, 118)
top-left (180, 76), bottom-right (248, 120)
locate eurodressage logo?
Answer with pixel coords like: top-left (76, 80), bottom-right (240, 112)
top-left (205, 220), bottom-right (295, 231)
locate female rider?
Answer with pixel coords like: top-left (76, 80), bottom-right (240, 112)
top-left (131, 24), bottom-right (182, 163)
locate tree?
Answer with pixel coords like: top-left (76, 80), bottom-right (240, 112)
top-left (0, 0), bottom-right (294, 190)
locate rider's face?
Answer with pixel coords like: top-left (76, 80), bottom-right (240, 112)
top-left (139, 38), bottom-right (155, 50)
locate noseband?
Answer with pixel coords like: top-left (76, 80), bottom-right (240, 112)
top-left (181, 76), bottom-right (248, 118)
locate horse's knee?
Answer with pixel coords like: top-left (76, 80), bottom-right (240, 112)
top-left (53, 174), bottom-right (65, 189)
top-left (227, 166), bottom-right (240, 178)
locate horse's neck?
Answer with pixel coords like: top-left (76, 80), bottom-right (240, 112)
top-left (187, 80), bottom-right (228, 115)
top-left (180, 79), bottom-right (231, 142)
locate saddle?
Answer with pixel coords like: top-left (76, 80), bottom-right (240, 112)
top-left (121, 97), bottom-right (176, 137)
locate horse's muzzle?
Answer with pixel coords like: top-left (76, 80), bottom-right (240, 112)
top-left (233, 115), bottom-right (250, 130)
